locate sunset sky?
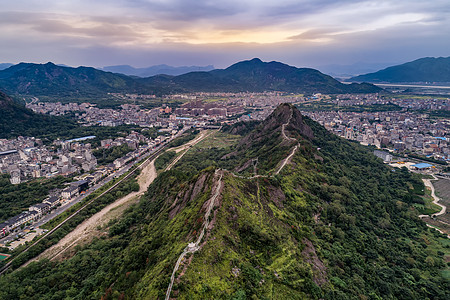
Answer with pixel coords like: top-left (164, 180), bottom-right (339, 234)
top-left (1, 0), bottom-right (449, 71)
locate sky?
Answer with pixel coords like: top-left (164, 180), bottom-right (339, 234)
top-left (0, 0), bottom-right (449, 73)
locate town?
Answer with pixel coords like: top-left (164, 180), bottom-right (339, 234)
top-left (1, 91), bottom-right (448, 249)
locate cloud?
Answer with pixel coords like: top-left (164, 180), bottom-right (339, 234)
top-left (0, 1), bottom-right (449, 68)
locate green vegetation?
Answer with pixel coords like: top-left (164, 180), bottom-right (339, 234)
top-left (166, 129), bottom-right (199, 148)
top-left (427, 110), bottom-right (450, 119)
top-left (154, 151), bottom-right (176, 171)
top-left (0, 90), bottom-right (160, 143)
top-left (93, 144), bottom-right (133, 165)
top-left (412, 189), bottom-right (442, 215)
top-left (0, 173), bottom-right (139, 271)
top-left (0, 91), bottom-right (77, 139)
top-left (0, 59), bottom-right (381, 101)
top-left (0, 175), bottom-right (71, 223)
top-left (351, 57), bottom-right (450, 83)
top-left (0, 105), bottom-right (448, 299)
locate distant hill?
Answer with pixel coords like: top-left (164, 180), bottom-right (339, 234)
top-left (143, 58), bottom-right (382, 94)
top-left (317, 62), bottom-right (396, 78)
top-left (350, 57), bottom-right (450, 83)
top-left (0, 59), bottom-right (382, 99)
top-left (0, 62), bottom-right (153, 98)
top-left (102, 64), bottom-right (215, 77)
top-left (0, 90), bottom-right (77, 138)
top-left (0, 63), bottom-right (13, 71)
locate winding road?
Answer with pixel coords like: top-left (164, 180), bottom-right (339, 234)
top-left (418, 174), bottom-right (446, 218)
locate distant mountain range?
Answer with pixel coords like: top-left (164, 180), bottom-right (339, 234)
top-left (350, 57), bottom-right (450, 83)
top-left (317, 62), bottom-right (397, 78)
top-left (0, 62), bottom-right (145, 98)
top-left (101, 64), bottom-right (215, 77)
top-left (0, 58), bottom-right (381, 98)
top-left (0, 63), bottom-right (13, 71)
top-left (151, 58), bottom-right (381, 94)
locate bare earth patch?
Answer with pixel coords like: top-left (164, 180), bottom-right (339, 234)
top-left (29, 159), bottom-right (157, 263)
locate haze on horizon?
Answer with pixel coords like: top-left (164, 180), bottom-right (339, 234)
top-left (1, 0), bottom-right (449, 73)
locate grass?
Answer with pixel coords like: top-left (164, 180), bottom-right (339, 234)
top-left (193, 131), bottom-right (240, 150)
top-left (413, 187), bottom-right (441, 215)
top-left (0, 254), bottom-right (10, 260)
top-left (425, 236), bottom-right (450, 280)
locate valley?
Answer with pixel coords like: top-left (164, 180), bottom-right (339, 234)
top-left (1, 104), bottom-right (448, 299)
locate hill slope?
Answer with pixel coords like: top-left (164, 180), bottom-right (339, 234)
top-left (1, 104), bottom-right (448, 299)
top-left (0, 59), bottom-right (381, 99)
top-left (144, 58), bottom-right (382, 94)
top-left (350, 57), bottom-right (450, 83)
top-left (0, 90), bottom-right (77, 138)
top-left (0, 62), bottom-right (152, 98)
top-left (102, 64), bottom-right (215, 77)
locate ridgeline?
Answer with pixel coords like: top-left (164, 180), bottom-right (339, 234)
top-left (0, 59), bottom-right (381, 99)
top-left (0, 104), bottom-right (448, 299)
top-left (350, 57), bottom-right (450, 83)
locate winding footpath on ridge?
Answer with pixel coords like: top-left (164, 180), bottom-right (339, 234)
top-left (165, 170), bottom-right (223, 300)
top-left (165, 107), bottom-right (301, 299)
top-left (276, 107), bottom-right (299, 175)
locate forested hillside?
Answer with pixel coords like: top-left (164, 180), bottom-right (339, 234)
top-left (0, 59), bottom-right (381, 100)
top-left (0, 104), bottom-right (447, 299)
top-left (350, 57), bottom-right (450, 83)
top-left (0, 90), bottom-right (77, 139)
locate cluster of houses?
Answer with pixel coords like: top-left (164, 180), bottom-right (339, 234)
top-left (0, 180), bottom-right (90, 238)
top-left (0, 136), bottom-right (98, 185)
top-left (0, 132), bottom-right (171, 240)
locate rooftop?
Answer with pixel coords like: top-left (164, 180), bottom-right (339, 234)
top-left (412, 163), bottom-right (433, 169)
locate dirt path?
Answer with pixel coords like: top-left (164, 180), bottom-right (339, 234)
top-left (28, 159), bottom-right (157, 264)
top-left (419, 175), bottom-right (446, 218)
top-left (171, 130), bottom-right (210, 154)
top-left (275, 145), bottom-right (298, 175)
top-left (165, 130), bottom-right (215, 171)
top-left (30, 130), bottom-right (213, 264)
top-left (165, 170), bottom-right (223, 300)
top-left (424, 175), bottom-right (446, 217)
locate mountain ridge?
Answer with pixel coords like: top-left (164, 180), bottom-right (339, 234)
top-left (101, 64), bottom-right (215, 77)
top-left (0, 59), bottom-right (382, 98)
top-left (0, 90), bottom-right (77, 138)
top-left (0, 104), bottom-right (448, 299)
top-left (350, 56), bottom-right (450, 83)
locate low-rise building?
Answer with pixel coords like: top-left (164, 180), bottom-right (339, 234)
top-left (43, 196), bottom-right (60, 208)
top-left (0, 222), bottom-right (10, 237)
top-left (61, 186), bottom-right (79, 199)
top-left (29, 203), bottom-right (51, 217)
